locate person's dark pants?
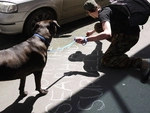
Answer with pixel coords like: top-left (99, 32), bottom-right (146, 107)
top-left (94, 23), bottom-right (142, 69)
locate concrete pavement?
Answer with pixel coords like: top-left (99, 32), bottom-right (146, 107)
top-left (0, 16), bottom-right (150, 113)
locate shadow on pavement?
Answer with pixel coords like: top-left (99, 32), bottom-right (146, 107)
top-left (45, 44), bottom-right (150, 113)
top-left (1, 94), bottom-right (43, 113)
top-left (1, 43), bottom-right (150, 113)
top-left (0, 33), bottom-right (26, 50)
top-left (57, 17), bottom-right (96, 36)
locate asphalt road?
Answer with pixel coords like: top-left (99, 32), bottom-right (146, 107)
top-left (0, 16), bottom-right (150, 113)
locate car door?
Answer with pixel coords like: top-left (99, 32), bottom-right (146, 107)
top-left (62, 0), bottom-right (87, 19)
top-left (96, 0), bottom-right (110, 7)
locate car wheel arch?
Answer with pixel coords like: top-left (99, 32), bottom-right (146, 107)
top-left (23, 7), bottom-right (58, 37)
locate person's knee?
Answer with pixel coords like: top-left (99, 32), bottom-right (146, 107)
top-left (94, 23), bottom-right (103, 33)
top-left (100, 57), bottom-right (115, 68)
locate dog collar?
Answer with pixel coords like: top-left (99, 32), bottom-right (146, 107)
top-left (33, 34), bottom-right (50, 46)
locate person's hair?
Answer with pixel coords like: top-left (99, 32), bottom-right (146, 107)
top-left (83, 0), bottom-right (101, 12)
top-left (88, 7), bottom-right (97, 12)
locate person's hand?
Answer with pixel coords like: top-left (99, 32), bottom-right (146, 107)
top-left (74, 36), bottom-right (87, 45)
top-left (86, 30), bottom-right (95, 36)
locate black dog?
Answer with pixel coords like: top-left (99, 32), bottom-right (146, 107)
top-left (0, 20), bottom-right (60, 96)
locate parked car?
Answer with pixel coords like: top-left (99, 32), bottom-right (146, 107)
top-left (0, 0), bottom-right (109, 37)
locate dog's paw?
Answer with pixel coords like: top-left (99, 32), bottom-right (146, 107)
top-left (38, 89), bottom-right (48, 95)
top-left (19, 91), bottom-right (28, 97)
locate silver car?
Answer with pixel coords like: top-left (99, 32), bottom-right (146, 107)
top-left (0, 0), bottom-right (109, 37)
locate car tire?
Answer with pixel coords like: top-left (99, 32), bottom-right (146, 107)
top-left (23, 8), bottom-right (56, 37)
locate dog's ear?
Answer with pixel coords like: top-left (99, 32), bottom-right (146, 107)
top-left (51, 20), bottom-right (60, 28)
top-left (47, 20), bottom-right (60, 37)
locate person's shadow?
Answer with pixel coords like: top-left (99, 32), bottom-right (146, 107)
top-left (0, 94), bottom-right (43, 113)
top-left (67, 41), bottom-right (103, 77)
top-left (46, 43), bottom-right (150, 113)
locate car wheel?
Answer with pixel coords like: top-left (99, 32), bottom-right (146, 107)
top-left (23, 8), bottom-right (56, 37)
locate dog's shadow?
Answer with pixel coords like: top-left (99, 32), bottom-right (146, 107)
top-left (67, 41), bottom-right (103, 77)
top-left (0, 94), bottom-right (42, 113)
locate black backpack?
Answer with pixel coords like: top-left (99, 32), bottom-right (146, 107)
top-left (109, 0), bottom-right (150, 26)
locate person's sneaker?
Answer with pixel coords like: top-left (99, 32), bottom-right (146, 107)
top-left (140, 59), bottom-right (150, 83)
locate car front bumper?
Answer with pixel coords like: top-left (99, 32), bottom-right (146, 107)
top-left (0, 12), bottom-right (26, 34)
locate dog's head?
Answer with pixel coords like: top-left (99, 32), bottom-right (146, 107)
top-left (34, 20), bottom-right (60, 38)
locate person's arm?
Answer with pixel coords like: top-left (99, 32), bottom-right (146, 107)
top-left (75, 21), bottom-right (112, 44)
top-left (87, 21), bottom-right (112, 42)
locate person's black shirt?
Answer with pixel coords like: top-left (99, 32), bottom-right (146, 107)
top-left (98, 7), bottom-right (140, 34)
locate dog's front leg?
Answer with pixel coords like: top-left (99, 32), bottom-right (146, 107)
top-left (19, 77), bottom-right (28, 97)
top-left (34, 71), bottom-right (48, 95)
